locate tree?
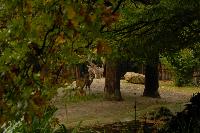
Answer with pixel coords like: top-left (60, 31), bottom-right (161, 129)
top-left (0, 0), bottom-right (123, 129)
top-left (143, 52), bottom-right (160, 97)
top-left (104, 58), bottom-right (122, 100)
top-left (108, 0), bottom-right (200, 97)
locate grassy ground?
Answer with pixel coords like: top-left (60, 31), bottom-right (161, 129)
top-left (53, 79), bottom-right (199, 128)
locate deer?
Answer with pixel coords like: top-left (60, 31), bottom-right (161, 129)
top-left (87, 63), bottom-right (104, 79)
top-left (75, 66), bottom-right (95, 94)
top-left (98, 65), bottom-right (104, 78)
top-left (84, 72), bottom-right (95, 93)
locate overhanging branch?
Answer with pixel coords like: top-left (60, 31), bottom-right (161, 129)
top-left (100, 0), bottom-right (125, 32)
top-left (41, 24), bottom-right (56, 54)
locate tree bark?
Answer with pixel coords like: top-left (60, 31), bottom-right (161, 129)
top-left (104, 60), bottom-right (122, 101)
top-left (143, 55), bottom-right (160, 98)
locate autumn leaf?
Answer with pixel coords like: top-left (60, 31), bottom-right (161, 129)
top-left (112, 12), bottom-right (120, 21)
top-left (0, 115), bottom-right (7, 126)
top-left (32, 90), bottom-right (46, 106)
top-left (66, 6), bottom-right (76, 19)
top-left (101, 8), bottom-right (113, 26)
top-left (25, 1), bottom-right (32, 14)
top-left (79, 6), bottom-right (85, 16)
top-left (71, 19), bottom-right (79, 28)
top-left (55, 32), bottom-right (65, 45)
top-left (24, 112), bottom-right (32, 125)
top-left (97, 40), bottom-right (112, 54)
top-left (90, 14), bottom-right (97, 22)
top-left (67, 19), bottom-right (79, 29)
top-left (40, 64), bottom-right (49, 82)
top-left (43, 0), bottom-right (52, 5)
top-left (0, 85), bottom-right (4, 97)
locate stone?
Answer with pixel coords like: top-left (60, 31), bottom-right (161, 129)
top-left (124, 72), bottom-right (145, 84)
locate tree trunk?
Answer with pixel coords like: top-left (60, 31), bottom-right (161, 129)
top-left (143, 55), bottom-right (160, 98)
top-left (104, 60), bottom-right (122, 101)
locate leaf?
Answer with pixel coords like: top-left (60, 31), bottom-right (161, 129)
top-left (43, 0), bottom-right (51, 5)
top-left (66, 6), bottom-right (76, 19)
top-left (90, 14), bottom-right (97, 22)
top-left (55, 32), bottom-right (65, 45)
top-left (32, 91), bottom-right (46, 107)
top-left (24, 112), bottom-right (32, 124)
top-left (25, 1), bottom-right (32, 14)
top-left (97, 0), bottom-right (104, 4)
top-left (79, 6), bottom-right (85, 16)
top-left (97, 40), bottom-right (112, 54)
top-left (67, 19), bottom-right (79, 29)
top-left (71, 19), bottom-right (79, 28)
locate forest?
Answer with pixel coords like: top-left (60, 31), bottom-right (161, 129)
top-left (0, 0), bottom-right (200, 132)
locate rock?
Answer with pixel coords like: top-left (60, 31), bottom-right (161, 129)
top-left (57, 81), bottom-right (78, 97)
top-left (57, 87), bottom-right (66, 97)
top-left (124, 72), bottom-right (145, 84)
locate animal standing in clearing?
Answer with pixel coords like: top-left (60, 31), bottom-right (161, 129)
top-left (76, 67), bottom-right (95, 94)
top-left (85, 72), bottom-right (95, 93)
top-left (87, 63), bottom-right (104, 79)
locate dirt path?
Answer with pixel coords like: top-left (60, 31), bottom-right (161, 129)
top-left (54, 78), bottom-right (198, 128)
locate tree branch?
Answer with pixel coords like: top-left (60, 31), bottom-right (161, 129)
top-left (112, 18), bottom-right (162, 37)
top-left (100, 0), bottom-right (125, 32)
top-left (41, 24), bottom-right (56, 54)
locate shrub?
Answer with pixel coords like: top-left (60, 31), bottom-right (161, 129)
top-left (159, 93), bottom-right (200, 133)
top-left (163, 49), bottom-right (198, 86)
top-left (1, 106), bottom-right (58, 133)
top-left (148, 106), bottom-right (174, 121)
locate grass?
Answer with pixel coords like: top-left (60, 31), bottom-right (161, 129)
top-left (64, 92), bottom-right (103, 103)
top-left (58, 80), bottom-right (199, 105)
top-left (55, 80), bottom-right (200, 129)
top-left (136, 102), bottom-right (184, 119)
top-left (159, 81), bottom-right (200, 94)
top-left (134, 81), bottom-right (199, 120)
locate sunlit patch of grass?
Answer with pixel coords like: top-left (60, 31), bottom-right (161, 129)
top-left (135, 80), bottom-right (200, 120)
top-left (159, 80), bottom-right (200, 94)
top-left (55, 80), bottom-right (199, 129)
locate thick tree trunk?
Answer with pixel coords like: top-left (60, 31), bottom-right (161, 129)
top-left (104, 60), bottom-right (122, 101)
top-left (143, 55), bottom-right (160, 98)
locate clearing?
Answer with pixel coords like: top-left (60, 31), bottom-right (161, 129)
top-left (54, 78), bottom-right (199, 128)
